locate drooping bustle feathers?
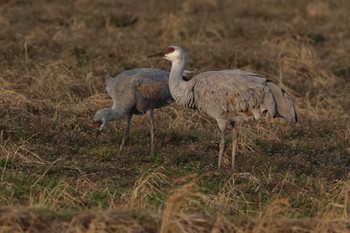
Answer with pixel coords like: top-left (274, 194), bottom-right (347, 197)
top-left (266, 80), bottom-right (297, 123)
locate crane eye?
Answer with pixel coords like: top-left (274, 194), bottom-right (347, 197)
top-left (167, 47), bottom-right (175, 53)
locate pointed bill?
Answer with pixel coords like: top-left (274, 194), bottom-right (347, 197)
top-left (147, 51), bottom-right (165, 58)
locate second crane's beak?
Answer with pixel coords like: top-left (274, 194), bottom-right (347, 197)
top-left (147, 51), bottom-right (165, 58)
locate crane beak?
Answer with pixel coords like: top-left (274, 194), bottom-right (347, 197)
top-left (93, 120), bottom-right (103, 140)
top-left (147, 51), bottom-right (165, 58)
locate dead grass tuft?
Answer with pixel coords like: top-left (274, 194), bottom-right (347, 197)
top-left (268, 36), bottom-right (342, 92)
top-left (314, 181), bottom-right (350, 232)
top-left (0, 142), bottom-right (45, 166)
top-left (160, 174), bottom-right (209, 233)
top-left (0, 89), bottom-right (30, 108)
top-left (208, 173), bottom-right (260, 215)
top-left (125, 166), bottom-right (169, 209)
top-left (29, 179), bottom-right (84, 210)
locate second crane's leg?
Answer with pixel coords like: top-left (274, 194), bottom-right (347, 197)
top-left (216, 119), bottom-right (228, 169)
top-left (218, 130), bottom-right (225, 169)
top-left (231, 127), bottom-right (237, 170)
top-left (120, 114), bottom-right (132, 154)
top-left (146, 110), bottom-right (155, 156)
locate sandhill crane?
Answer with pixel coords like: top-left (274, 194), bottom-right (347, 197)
top-left (93, 68), bottom-right (174, 155)
top-left (149, 46), bottom-right (297, 169)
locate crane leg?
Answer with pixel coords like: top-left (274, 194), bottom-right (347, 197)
top-left (231, 127), bottom-right (237, 170)
top-left (218, 130), bottom-right (225, 169)
top-left (119, 114), bottom-right (132, 154)
top-left (146, 110), bottom-right (155, 156)
top-left (216, 119), bottom-right (228, 169)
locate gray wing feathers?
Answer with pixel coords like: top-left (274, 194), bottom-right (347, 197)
top-left (192, 70), bottom-right (296, 122)
top-left (105, 76), bottom-right (134, 110)
top-left (194, 71), bottom-right (267, 112)
top-left (133, 70), bottom-right (173, 111)
top-left (105, 68), bottom-right (172, 112)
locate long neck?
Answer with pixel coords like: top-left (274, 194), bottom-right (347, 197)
top-left (169, 58), bottom-right (195, 108)
top-left (106, 108), bottom-right (122, 122)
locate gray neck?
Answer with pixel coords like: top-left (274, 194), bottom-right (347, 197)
top-left (100, 108), bottom-right (121, 130)
top-left (107, 108), bottom-right (122, 122)
top-left (169, 58), bottom-right (195, 108)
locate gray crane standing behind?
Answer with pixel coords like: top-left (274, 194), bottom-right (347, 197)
top-left (149, 46), bottom-right (297, 169)
top-left (93, 68), bottom-right (174, 155)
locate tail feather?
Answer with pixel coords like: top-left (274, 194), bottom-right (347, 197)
top-left (266, 80), bottom-right (298, 123)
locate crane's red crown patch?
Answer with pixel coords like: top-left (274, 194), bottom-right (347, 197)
top-left (167, 47), bottom-right (175, 53)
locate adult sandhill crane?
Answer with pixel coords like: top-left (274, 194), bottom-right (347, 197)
top-left (149, 46), bottom-right (297, 169)
top-left (93, 68), bottom-right (173, 155)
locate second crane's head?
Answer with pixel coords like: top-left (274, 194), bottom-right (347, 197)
top-left (148, 45), bottom-right (185, 63)
top-left (93, 108), bottom-right (118, 132)
top-left (93, 108), bottom-right (108, 132)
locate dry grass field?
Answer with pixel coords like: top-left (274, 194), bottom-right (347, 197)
top-left (0, 0), bottom-right (350, 232)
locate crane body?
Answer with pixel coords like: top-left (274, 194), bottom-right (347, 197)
top-left (149, 46), bottom-right (297, 169)
top-left (93, 68), bottom-right (173, 155)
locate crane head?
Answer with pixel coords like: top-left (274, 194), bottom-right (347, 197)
top-left (148, 45), bottom-right (184, 62)
top-left (93, 108), bottom-right (122, 140)
top-left (93, 112), bottom-right (107, 140)
top-left (94, 120), bottom-right (103, 130)
top-left (93, 119), bottom-right (104, 140)
top-left (93, 108), bottom-right (110, 132)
